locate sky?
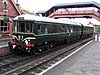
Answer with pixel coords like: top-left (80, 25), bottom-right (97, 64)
top-left (14, 0), bottom-right (100, 25)
top-left (15, 0), bottom-right (100, 12)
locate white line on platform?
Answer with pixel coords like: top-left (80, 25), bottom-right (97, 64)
top-left (38, 40), bottom-right (93, 75)
top-left (0, 45), bottom-right (8, 48)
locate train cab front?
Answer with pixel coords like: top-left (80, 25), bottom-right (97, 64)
top-left (8, 37), bottom-right (36, 53)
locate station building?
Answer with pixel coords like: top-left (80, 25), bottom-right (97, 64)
top-left (0, 0), bottom-right (21, 35)
top-left (37, 1), bottom-right (100, 32)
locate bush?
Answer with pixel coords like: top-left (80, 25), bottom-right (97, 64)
top-left (1, 32), bottom-right (5, 37)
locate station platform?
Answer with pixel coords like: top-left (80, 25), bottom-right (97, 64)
top-left (41, 40), bottom-right (100, 75)
top-left (0, 37), bottom-right (12, 48)
top-left (0, 37), bottom-right (12, 56)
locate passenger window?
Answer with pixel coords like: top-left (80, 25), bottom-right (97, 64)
top-left (66, 26), bottom-right (69, 33)
top-left (19, 22), bottom-right (25, 32)
top-left (44, 27), bottom-right (48, 34)
top-left (70, 26), bottom-right (73, 33)
top-left (37, 25), bottom-right (41, 34)
top-left (26, 22), bottom-right (30, 33)
top-left (68, 26), bottom-right (71, 32)
top-left (71, 28), bottom-right (73, 32)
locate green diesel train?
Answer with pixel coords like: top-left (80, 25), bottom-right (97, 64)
top-left (8, 14), bottom-right (94, 55)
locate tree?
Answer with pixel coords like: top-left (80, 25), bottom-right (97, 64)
top-left (19, 8), bottom-right (35, 14)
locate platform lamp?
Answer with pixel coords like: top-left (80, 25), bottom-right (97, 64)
top-left (3, 0), bottom-right (8, 35)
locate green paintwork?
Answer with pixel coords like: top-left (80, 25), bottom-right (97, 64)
top-left (13, 30), bottom-right (81, 45)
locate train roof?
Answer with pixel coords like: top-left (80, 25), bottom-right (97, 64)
top-left (83, 24), bottom-right (94, 27)
top-left (14, 14), bottom-right (81, 26)
top-left (14, 14), bottom-right (94, 28)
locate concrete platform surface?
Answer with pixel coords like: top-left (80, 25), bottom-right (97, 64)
top-left (63, 40), bottom-right (100, 75)
top-left (0, 37), bottom-right (12, 56)
top-left (0, 37), bottom-right (12, 48)
top-left (42, 40), bottom-right (100, 75)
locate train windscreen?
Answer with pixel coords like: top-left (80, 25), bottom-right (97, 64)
top-left (13, 21), bottom-right (34, 33)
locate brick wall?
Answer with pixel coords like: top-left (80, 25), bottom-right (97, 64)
top-left (0, 0), bottom-right (20, 16)
top-left (0, 0), bottom-right (20, 34)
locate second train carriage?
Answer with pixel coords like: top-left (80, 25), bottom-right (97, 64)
top-left (82, 25), bottom-right (94, 38)
top-left (8, 14), bottom-right (94, 54)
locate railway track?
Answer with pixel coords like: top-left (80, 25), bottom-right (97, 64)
top-left (0, 53), bottom-right (36, 74)
top-left (0, 37), bottom-right (93, 75)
